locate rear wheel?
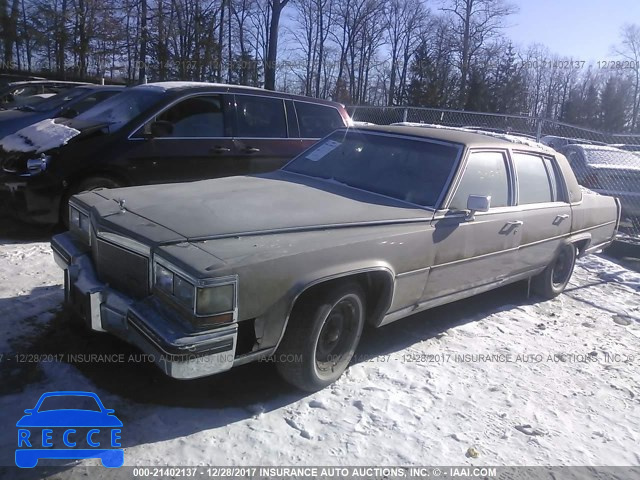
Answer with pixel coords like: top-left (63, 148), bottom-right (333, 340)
top-left (276, 282), bottom-right (366, 391)
top-left (61, 176), bottom-right (123, 228)
top-left (531, 243), bottom-right (577, 299)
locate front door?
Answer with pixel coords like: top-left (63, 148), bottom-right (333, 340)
top-left (125, 94), bottom-right (240, 185)
top-left (423, 150), bottom-right (523, 301)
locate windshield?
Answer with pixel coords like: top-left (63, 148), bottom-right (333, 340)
top-left (27, 87), bottom-right (87, 112)
top-left (585, 149), bottom-right (640, 167)
top-left (74, 88), bottom-right (163, 132)
top-left (37, 395), bottom-right (101, 412)
top-left (283, 130), bottom-right (460, 207)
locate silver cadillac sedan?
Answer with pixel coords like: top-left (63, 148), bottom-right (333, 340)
top-left (52, 125), bottom-right (620, 391)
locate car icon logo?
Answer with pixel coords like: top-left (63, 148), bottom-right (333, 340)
top-left (15, 391), bottom-right (123, 468)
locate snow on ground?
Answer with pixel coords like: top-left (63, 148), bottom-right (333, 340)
top-left (0, 225), bottom-right (639, 476)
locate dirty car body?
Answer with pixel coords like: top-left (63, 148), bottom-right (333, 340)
top-left (51, 126), bottom-right (620, 390)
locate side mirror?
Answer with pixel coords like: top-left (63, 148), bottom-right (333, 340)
top-left (466, 194), bottom-right (491, 221)
top-left (149, 120), bottom-right (174, 138)
top-left (60, 108), bottom-right (79, 119)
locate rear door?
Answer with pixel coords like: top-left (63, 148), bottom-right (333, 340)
top-left (423, 150), bottom-right (523, 301)
top-left (511, 152), bottom-right (573, 272)
top-left (126, 93), bottom-right (238, 184)
top-left (231, 94), bottom-right (304, 173)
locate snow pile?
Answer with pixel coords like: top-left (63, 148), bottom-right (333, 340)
top-left (0, 119), bottom-right (81, 154)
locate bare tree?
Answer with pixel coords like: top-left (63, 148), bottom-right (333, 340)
top-left (264, 0), bottom-right (289, 90)
top-left (385, 0), bottom-right (428, 105)
top-left (441, 0), bottom-right (518, 106)
top-left (614, 24), bottom-right (640, 130)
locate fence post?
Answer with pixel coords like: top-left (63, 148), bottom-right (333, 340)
top-left (403, 108), bottom-right (408, 123)
top-left (536, 118), bottom-right (543, 142)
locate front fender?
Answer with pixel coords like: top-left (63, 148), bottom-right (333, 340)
top-left (254, 262), bottom-right (396, 353)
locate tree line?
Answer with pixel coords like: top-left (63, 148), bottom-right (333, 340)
top-left (0, 0), bottom-right (639, 133)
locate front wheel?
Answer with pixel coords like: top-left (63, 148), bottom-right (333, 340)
top-left (531, 243), bottom-right (577, 299)
top-left (276, 282), bottom-right (366, 391)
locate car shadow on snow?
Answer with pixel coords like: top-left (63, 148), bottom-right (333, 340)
top-left (0, 215), bottom-right (59, 245)
top-left (0, 280), bottom-right (542, 477)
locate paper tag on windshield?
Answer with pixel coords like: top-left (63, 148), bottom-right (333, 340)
top-left (306, 140), bottom-right (341, 161)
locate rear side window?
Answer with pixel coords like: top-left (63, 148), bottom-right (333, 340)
top-left (236, 95), bottom-right (287, 138)
top-left (513, 153), bottom-right (553, 204)
top-left (544, 157), bottom-right (567, 202)
top-left (449, 151), bottom-right (509, 210)
top-left (295, 102), bottom-right (344, 138)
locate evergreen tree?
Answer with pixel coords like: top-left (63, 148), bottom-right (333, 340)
top-left (465, 69), bottom-right (490, 111)
top-left (489, 43), bottom-right (528, 114)
top-left (599, 77), bottom-right (629, 132)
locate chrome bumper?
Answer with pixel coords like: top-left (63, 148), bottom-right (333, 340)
top-left (51, 232), bottom-right (238, 380)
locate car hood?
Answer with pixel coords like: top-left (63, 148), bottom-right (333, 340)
top-left (0, 118), bottom-right (80, 154)
top-left (95, 171), bottom-right (432, 241)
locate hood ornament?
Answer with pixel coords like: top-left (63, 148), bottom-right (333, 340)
top-left (118, 198), bottom-right (126, 213)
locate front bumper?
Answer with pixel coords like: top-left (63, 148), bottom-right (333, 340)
top-left (51, 232), bottom-right (238, 379)
top-left (0, 172), bottom-right (63, 224)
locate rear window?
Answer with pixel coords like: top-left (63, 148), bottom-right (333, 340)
top-left (295, 101), bottom-right (345, 138)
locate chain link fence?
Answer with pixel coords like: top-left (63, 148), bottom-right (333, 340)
top-left (347, 105), bottom-right (640, 241)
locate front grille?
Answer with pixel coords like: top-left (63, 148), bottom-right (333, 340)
top-left (94, 238), bottom-right (150, 299)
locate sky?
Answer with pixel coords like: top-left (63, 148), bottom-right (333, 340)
top-left (504, 0), bottom-right (640, 61)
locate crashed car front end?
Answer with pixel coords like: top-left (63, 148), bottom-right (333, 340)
top-left (51, 199), bottom-right (240, 380)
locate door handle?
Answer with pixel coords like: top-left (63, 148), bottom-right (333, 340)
top-left (211, 146), bottom-right (231, 154)
top-left (553, 214), bottom-right (570, 225)
top-left (243, 147), bottom-right (260, 153)
top-left (499, 220), bottom-right (523, 235)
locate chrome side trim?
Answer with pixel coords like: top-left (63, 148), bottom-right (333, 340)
top-left (396, 266), bottom-right (431, 278)
top-left (380, 268), bottom-right (540, 326)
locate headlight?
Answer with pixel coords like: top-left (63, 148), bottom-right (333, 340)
top-left (153, 259), bottom-right (236, 326)
top-left (68, 203), bottom-right (90, 235)
top-left (26, 154), bottom-right (51, 175)
top-left (196, 284), bottom-right (234, 316)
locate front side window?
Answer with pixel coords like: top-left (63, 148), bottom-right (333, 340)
top-left (236, 95), bottom-right (287, 138)
top-left (284, 130), bottom-right (459, 207)
top-left (295, 101), bottom-right (344, 138)
top-left (154, 95), bottom-right (225, 137)
top-left (449, 151), bottom-right (510, 210)
top-left (513, 152), bottom-right (554, 204)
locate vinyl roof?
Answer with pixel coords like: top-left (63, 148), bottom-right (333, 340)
top-left (349, 124), bottom-right (554, 152)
